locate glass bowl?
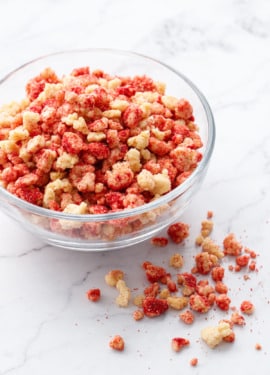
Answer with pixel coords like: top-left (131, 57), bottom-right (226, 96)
top-left (0, 49), bottom-right (215, 251)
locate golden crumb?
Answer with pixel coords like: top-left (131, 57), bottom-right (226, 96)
top-left (201, 237), bottom-right (224, 259)
top-left (201, 321), bottom-right (233, 348)
top-left (201, 220), bottom-right (214, 238)
top-left (158, 288), bottom-right (171, 299)
top-left (115, 280), bottom-right (131, 307)
top-left (169, 253), bottom-right (184, 268)
top-left (167, 296), bottom-right (188, 310)
top-left (195, 234), bottom-right (204, 246)
top-left (105, 270), bottom-right (124, 287)
top-left (133, 294), bottom-right (145, 307)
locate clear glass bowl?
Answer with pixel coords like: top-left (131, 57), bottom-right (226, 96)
top-left (0, 49), bottom-right (215, 251)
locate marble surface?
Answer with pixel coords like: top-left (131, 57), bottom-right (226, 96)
top-left (1, 0), bottom-right (270, 374)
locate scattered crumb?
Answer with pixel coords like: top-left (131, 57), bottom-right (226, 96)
top-left (201, 321), bottom-right (233, 348)
top-left (109, 335), bottom-right (125, 351)
top-left (179, 310), bottom-right (195, 325)
top-left (151, 237), bottom-right (169, 247)
top-left (115, 279), bottom-right (131, 307)
top-left (231, 311), bottom-right (246, 326)
top-left (240, 300), bottom-right (255, 315)
top-left (167, 296), bottom-right (188, 310)
top-left (223, 233), bottom-right (242, 256)
top-left (133, 309), bottom-right (144, 321)
top-left (201, 220), bottom-right (214, 238)
top-left (169, 253), bottom-right (184, 268)
top-left (85, 212), bottom-right (260, 360)
top-left (105, 269), bottom-right (124, 287)
top-left (190, 357), bottom-right (198, 366)
top-left (171, 337), bottom-right (190, 352)
top-left (159, 288), bottom-right (171, 299)
top-left (133, 294), bottom-right (145, 307)
top-left (86, 288), bottom-right (101, 302)
top-left (167, 222), bottom-right (189, 244)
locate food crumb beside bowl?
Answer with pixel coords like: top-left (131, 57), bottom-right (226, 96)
top-left (0, 49), bottom-right (215, 251)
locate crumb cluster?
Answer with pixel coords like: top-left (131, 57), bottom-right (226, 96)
top-left (86, 214), bottom-right (260, 361)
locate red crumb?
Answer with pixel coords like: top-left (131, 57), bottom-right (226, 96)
top-left (190, 357), bottom-right (198, 366)
top-left (223, 233), bottom-right (243, 256)
top-left (166, 278), bottom-right (178, 293)
top-left (171, 337), bottom-right (190, 352)
top-left (167, 222), bottom-right (189, 244)
top-left (195, 252), bottom-right (218, 275)
top-left (207, 210), bottom-right (213, 219)
top-left (249, 261), bottom-right (257, 271)
top-left (189, 293), bottom-right (211, 313)
top-left (151, 237), bottom-right (169, 247)
top-left (179, 310), bottom-right (195, 324)
top-left (99, 212), bottom-right (259, 354)
top-left (245, 247), bottom-right (257, 258)
top-left (231, 312), bottom-right (246, 326)
top-left (86, 288), bottom-right (101, 302)
top-left (240, 300), bottom-right (255, 315)
top-left (142, 262), bottom-right (167, 283)
top-left (196, 279), bottom-right (215, 297)
top-left (177, 272), bottom-right (197, 296)
top-left (223, 330), bottom-right (235, 343)
top-left (236, 255), bottom-right (250, 268)
top-left (234, 264), bottom-right (241, 272)
top-left (109, 335), bottom-right (125, 351)
top-left (142, 296), bottom-right (169, 317)
top-left (144, 282), bottom-right (160, 297)
top-left (215, 294), bottom-right (231, 311)
top-left (215, 281), bottom-right (228, 294)
top-left (211, 266), bottom-right (225, 282)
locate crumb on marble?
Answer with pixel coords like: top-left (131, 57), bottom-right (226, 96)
top-left (201, 321), bottom-right (233, 348)
top-left (171, 337), bottom-right (190, 352)
top-left (86, 288), bottom-right (101, 302)
top-left (179, 309), bottom-right (195, 325)
top-left (240, 300), bottom-right (255, 315)
top-left (109, 335), bottom-right (125, 351)
top-left (133, 309), bottom-right (144, 321)
top-left (105, 269), bottom-right (124, 287)
top-left (167, 222), bottom-right (190, 244)
top-left (115, 279), bottom-right (131, 307)
top-left (151, 237), bottom-right (168, 247)
top-left (190, 357), bottom-right (198, 366)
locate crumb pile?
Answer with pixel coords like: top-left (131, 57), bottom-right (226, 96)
top-left (86, 212), bottom-right (260, 364)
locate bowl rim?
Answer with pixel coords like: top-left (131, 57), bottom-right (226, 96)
top-left (0, 48), bottom-right (215, 222)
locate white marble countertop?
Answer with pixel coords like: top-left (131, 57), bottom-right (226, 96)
top-left (1, 0), bottom-right (270, 374)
